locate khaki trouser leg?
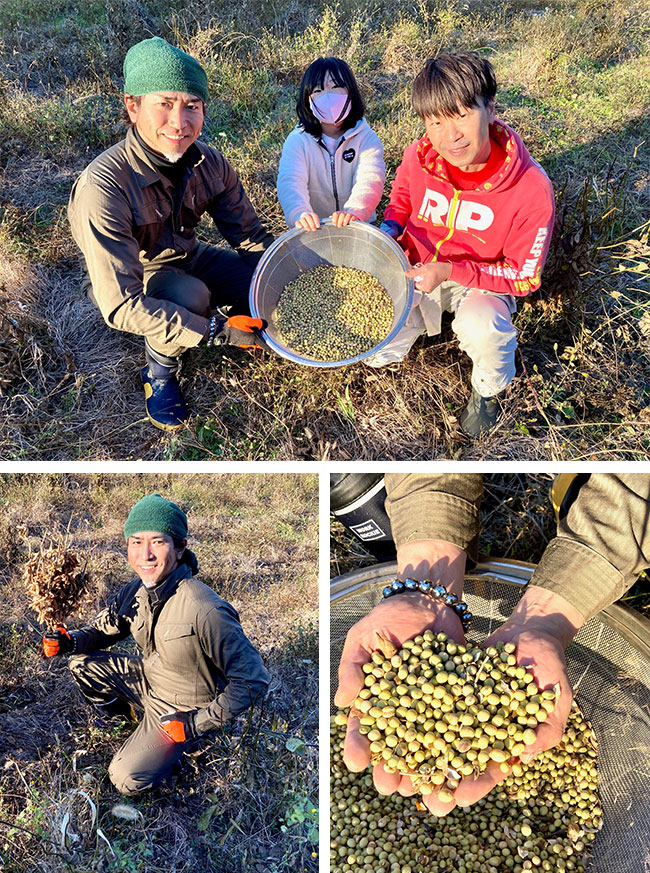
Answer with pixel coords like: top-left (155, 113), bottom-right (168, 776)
top-left (68, 651), bottom-right (147, 709)
top-left (365, 280), bottom-right (517, 388)
top-left (68, 651), bottom-right (187, 795)
top-left (446, 285), bottom-right (518, 397)
top-left (142, 242), bottom-right (255, 359)
top-left (142, 268), bottom-right (211, 360)
top-left (84, 242), bottom-right (255, 360)
top-left (107, 704), bottom-right (187, 796)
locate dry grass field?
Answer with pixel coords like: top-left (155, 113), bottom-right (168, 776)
top-left (0, 472), bottom-right (318, 873)
top-left (0, 0), bottom-right (648, 459)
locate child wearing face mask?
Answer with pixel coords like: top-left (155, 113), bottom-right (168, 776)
top-left (277, 57), bottom-right (386, 231)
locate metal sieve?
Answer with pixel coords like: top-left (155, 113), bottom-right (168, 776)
top-left (249, 220), bottom-right (414, 367)
top-left (330, 559), bottom-right (650, 873)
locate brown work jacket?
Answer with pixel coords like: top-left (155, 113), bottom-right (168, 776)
top-left (72, 563), bottom-right (270, 733)
top-left (68, 127), bottom-right (273, 349)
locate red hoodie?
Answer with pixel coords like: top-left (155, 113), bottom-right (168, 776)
top-left (384, 120), bottom-right (555, 296)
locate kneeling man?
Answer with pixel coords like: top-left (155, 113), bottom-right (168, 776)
top-left (68, 37), bottom-right (274, 431)
top-left (43, 493), bottom-right (270, 795)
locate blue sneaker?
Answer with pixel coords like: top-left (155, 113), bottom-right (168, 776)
top-left (141, 365), bottom-right (188, 431)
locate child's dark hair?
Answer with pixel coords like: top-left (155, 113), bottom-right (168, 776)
top-left (412, 52), bottom-right (497, 119)
top-left (296, 57), bottom-right (365, 136)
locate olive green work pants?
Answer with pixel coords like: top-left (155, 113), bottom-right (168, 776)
top-left (68, 650), bottom-right (191, 795)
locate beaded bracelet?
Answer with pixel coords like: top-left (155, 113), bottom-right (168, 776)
top-left (381, 578), bottom-right (472, 633)
top-left (205, 315), bottom-right (218, 347)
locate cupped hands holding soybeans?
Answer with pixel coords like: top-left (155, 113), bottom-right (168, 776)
top-left (338, 627), bottom-right (559, 812)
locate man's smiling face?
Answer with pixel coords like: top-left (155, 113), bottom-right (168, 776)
top-left (124, 91), bottom-right (204, 159)
top-left (127, 531), bottom-right (186, 588)
top-left (424, 100), bottom-right (494, 172)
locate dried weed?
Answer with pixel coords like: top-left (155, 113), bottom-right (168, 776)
top-left (24, 545), bottom-right (92, 629)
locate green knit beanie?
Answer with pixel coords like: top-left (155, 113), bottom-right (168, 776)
top-left (123, 36), bottom-right (209, 103)
top-left (124, 494), bottom-right (188, 542)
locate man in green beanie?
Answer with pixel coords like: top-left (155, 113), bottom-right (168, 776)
top-left (68, 37), bottom-right (275, 431)
top-left (42, 493), bottom-right (270, 795)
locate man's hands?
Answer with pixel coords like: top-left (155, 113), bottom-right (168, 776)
top-left (405, 262), bottom-right (452, 295)
top-left (445, 625), bottom-right (573, 812)
top-left (159, 709), bottom-right (200, 743)
top-left (335, 539), bottom-right (467, 813)
top-left (335, 593), bottom-right (466, 803)
top-left (335, 571), bottom-right (585, 818)
top-left (42, 626), bottom-right (74, 657)
top-left (295, 211), bottom-right (359, 231)
top-left (210, 315), bottom-right (269, 350)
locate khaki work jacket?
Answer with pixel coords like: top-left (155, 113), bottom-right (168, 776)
top-left (68, 127), bottom-right (273, 349)
top-left (385, 474), bottom-right (650, 623)
top-left (73, 563), bottom-right (270, 733)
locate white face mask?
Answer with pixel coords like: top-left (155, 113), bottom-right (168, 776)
top-left (310, 91), bottom-right (351, 125)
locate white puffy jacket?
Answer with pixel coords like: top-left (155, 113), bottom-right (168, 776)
top-left (277, 118), bottom-right (386, 227)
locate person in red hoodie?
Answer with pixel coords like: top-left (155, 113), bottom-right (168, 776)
top-left (375, 52), bottom-right (555, 435)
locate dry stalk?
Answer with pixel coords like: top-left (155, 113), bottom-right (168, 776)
top-left (24, 543), bottom-right (92, 629)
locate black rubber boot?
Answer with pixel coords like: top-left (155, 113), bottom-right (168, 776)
top-left (459, 388), bottom-right (500, 436)
top-left (141, 342), bottom-right (188, 431)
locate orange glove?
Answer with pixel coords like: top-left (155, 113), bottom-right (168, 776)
top-left (227, 315), bottom-right (264, 333)
top-left (159, 709), bottom-right (199, 743)
top-left (42, 626), bottom-right (74, 657)
top-left (206, 316), bottom-right (269, 350)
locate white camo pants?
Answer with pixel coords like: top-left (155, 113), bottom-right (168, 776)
top-left (366, 280), bottom-right (518, 398)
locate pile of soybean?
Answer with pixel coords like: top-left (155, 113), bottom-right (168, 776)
top-left (350, 632), bottom-right (560, 799)
top-left (274, 265), bottom-right (394, 361)
top-left (331, 631), bottom-right (602, 873)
